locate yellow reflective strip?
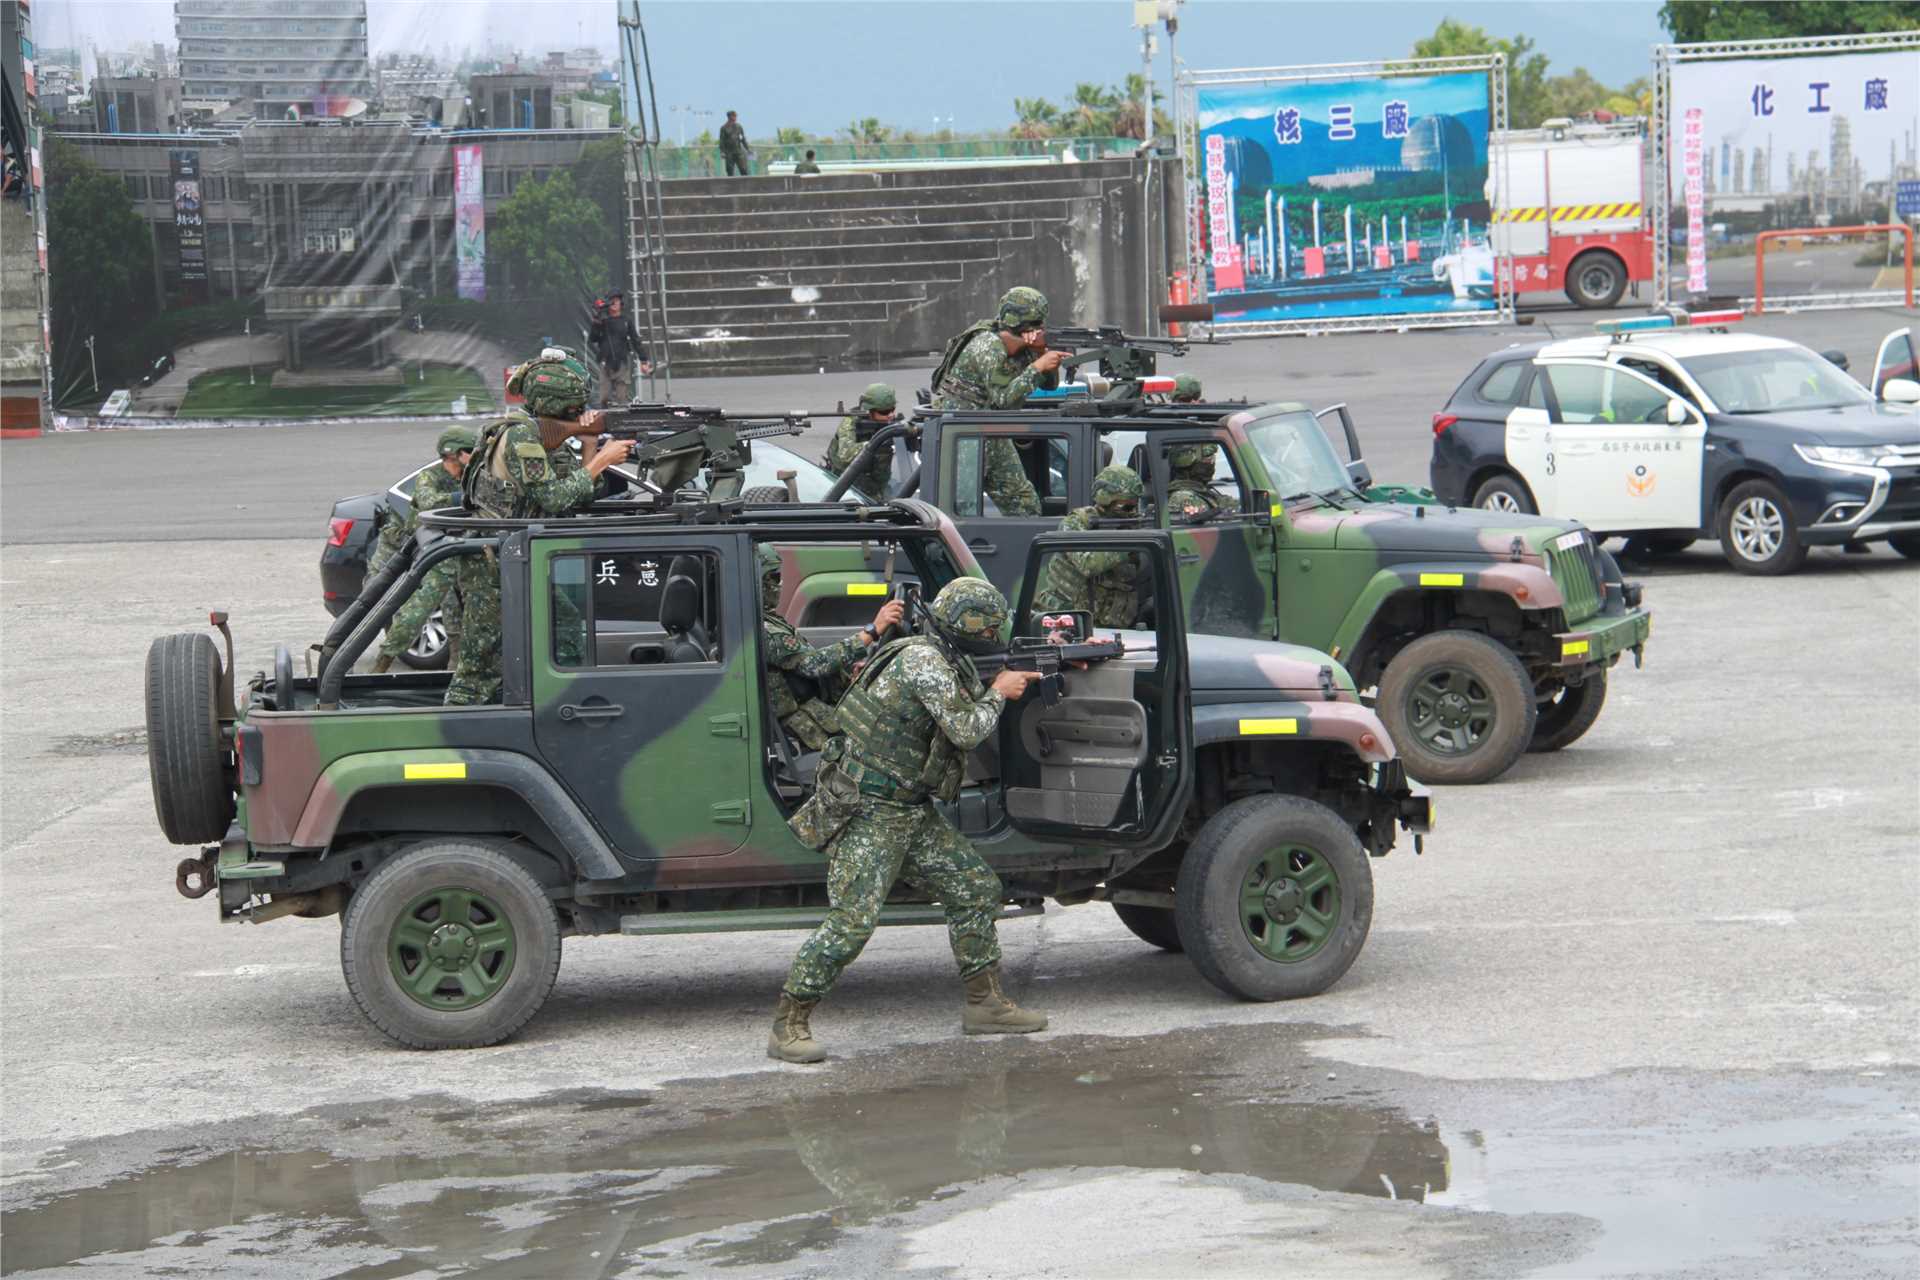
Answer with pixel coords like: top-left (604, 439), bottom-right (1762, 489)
top-left (404, 763), bottom-right (467, 780)
top-left (1420, 572), bottom-right (1465, 587)
top-left (1270, 502), bottom-right (1284, 518)
top-left (845, 583), bottom-right (889, 596)
top-left (1239, 718), bottom-right (1299, 736)
top-left (1562, 639), bottom-right (1591, 658)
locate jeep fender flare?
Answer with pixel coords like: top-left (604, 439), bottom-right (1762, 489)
top-left (1191, 701), bottom-right (1395, 765)
top-left (1329, 562), bottom-right (1563, 663)
top-left (289, 748), bottom-right (623, 880)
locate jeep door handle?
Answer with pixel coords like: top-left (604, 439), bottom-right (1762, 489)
top-left (558, 702), bottom-right (624, 722)
top-left (968, 539), bottom-right (998, 556)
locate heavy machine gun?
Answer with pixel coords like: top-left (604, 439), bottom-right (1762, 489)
top-left (596, 403), bottom-right (826, 499)
top-left (1045, 326), bottom-right (1192, 383)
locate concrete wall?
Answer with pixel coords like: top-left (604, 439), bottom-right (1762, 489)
top-left (1, 198), bottom-right (46, 432)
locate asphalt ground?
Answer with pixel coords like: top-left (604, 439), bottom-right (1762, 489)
top-left (2, 302), bottom-right (1917, 1276)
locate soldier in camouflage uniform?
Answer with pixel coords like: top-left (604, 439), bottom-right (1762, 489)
top-left (446, 351), bottom-right (634, 706)
top-left (369, 425), bottom-right (476, 674)
top-left (1166, 443), bottom-right (1228, 521)
top-left (770, 578), bottom-right (1047, 1063)
top-left (1034, 465), bottom-right (1145, 628)
top-left (758, 543), bottom-right (905, 750)
top-left (820, 383), bottom-right (898, 500)
top-left (1171, 374), bottom-right (1203, 403)
top-left (928, 286), bottom-right (1067, 516)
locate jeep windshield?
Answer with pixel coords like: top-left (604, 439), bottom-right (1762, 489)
top-left (1244, 409), bottom-right (1354, 502)
top-left (1679, 347), bottom-right (1875, 414)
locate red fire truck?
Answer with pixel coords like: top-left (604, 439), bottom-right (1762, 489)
top-left (1492, 119), bottom-right (1654, 309)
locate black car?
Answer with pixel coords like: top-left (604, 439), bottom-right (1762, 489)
top-left (321, 440), bottom-right (877, 666)
top-left (1429, 317), bottom-right (1920, 574)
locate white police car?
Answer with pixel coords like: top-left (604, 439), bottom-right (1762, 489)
top-left (1429, 313), bottom-right (1920, 574)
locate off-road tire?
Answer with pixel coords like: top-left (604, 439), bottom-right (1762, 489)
top-left (1377, 630), bottom-right (1537, 785)
top-left (742, 485), bottom-right (789, 503)
top-left (1566, 251), bottom-right (1627, 309)
top-left (1887, 531), bottom-right (1920, 560)
top-left (341, 840), bottom-right (562, 1050)
top-left (1175, 795), bottom-right (1373, 1001)
top-left (1112, 902), bottom-right (1184, 952)
top-left (1717, 478), bottom-right (1808, 575)
top-left (1620, 535), bottom-right (1695, 561)
top-left (1470, 473), bottom-right (1536, 515)
top-left (144, 632), bottom-right (235, 844)
top-left (1529, 668), bottom-right (1608, 753)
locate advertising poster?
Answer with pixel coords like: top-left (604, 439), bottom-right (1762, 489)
top-left (1194, 71), bottom-right (1497, 328)
top-left (1664, 46), bottom-right (1920, 302)
top-left (168, 149), bottom-right (207, 296)
top-left (454, 142), bottom-right (487, 302)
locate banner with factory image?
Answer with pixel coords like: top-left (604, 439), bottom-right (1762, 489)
top-left (1190, 63), bottom-right (1509, 333)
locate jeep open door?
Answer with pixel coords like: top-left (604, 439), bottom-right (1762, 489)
top-left (994, 530), bottom-right (1192, 852)
top-left (927, 419), bottom-right (1095, 603)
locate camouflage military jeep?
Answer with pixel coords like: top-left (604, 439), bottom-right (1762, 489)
top-left (144, 495), bottom-right (1431, 1050)
top-left (865, 399), bottom-right (1651, 785)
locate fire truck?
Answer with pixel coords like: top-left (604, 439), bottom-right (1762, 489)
top-left (1491, 119), bottom-right (1653, 309)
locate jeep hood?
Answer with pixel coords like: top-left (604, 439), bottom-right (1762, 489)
top-left (1181, 633), bottom-right (1359, 699)
top-left (1294, 501), bottom-right (1582, 556)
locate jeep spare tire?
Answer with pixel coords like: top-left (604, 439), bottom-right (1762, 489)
top-left (145, 632), bottom-right (235, 844)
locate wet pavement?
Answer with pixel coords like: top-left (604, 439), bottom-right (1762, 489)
top-left (5, 1026), bottom-right (1915, 1278)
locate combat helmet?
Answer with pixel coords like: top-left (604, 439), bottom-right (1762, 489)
top-left (756, 543), bottom-right (782, 613)
top-left (857, 382), bottom-right (897, 414)
top-left (436, 424), bottom-right (478, 456)
top-left (508, 349), bottom-right (591, 420)
top-left (1092, 464), bottom-right (1144, 514)
top-left (1168, 444), bottom-right (1215, 484)
top-left (1172, 374), bottom-right (1203, 402)
top-left (993, 286), bottom-right (1049, 331)
top-left (929, 577), bottom-right (1009, 655)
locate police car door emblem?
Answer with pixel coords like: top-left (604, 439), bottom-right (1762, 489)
top-left (1627, 465), bottom-right (1656, 498)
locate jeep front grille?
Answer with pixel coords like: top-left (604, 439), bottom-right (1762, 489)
top-left (1547, 533), bottom-right (1605, 622)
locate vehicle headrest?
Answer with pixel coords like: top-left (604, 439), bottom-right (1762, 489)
top-left (660, 575), bottom-right (700, 632)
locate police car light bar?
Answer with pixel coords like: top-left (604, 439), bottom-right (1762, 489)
top-left (1683, 308), bottom-right (1745, 327)
top-left (1138, 375), bottom-right (1177, 395)
top-left (1595, 308), bottom-right (1745, 336)
top-left (1594, 314), bottom-right (1678, 335)
top-left (1027, 384), bottom-right (1091, 400)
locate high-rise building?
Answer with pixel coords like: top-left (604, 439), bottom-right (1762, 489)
top-left (175, 0), bottom-right (373, 120)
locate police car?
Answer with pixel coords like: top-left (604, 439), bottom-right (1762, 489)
top-left (1429, 313), bottom-right (1920, 574)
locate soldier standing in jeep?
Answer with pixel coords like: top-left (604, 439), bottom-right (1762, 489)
top-left (821, 383), bottom-right (898, 500)
top-left (1165, 443), bottom-right (1227, 520)
top-left (771, 579), bottom-right (1047, 1064)
top-left (1034, 464), bottom-right (1145, 627)
top-left (757, 543), bottom-right (905, 750)
top-left (447, 351), bottom-right (633, 705)
top-left (929, 286), bottom-right (1065, 516)
top-left (369, 425), bottom-right (474, 675)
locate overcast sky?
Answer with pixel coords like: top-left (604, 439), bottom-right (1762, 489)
top-left (37, 0), bottom-right (1668, 135)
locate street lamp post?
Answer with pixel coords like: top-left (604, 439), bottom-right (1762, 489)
top-left (84, 334), bottom-right (98, 394)
top-left (244, 317), bottom-right (254, 386)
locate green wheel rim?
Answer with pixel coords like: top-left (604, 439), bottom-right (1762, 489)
top-left (1238, 845), bottom-right (1341, 963)
top-left (1405, 663), bottom-right (1496, 756)
top-left (388, 886), bottom-right (517, 1011)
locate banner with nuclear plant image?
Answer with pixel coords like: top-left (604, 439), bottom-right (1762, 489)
top-left (1182, 56), bottom-right (1512, 334)
top-left (1655, 32), bottom-right (1920, 309)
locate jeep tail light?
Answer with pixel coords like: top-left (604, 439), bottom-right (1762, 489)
top-left (328, 517), bottom-right (354, 547)
top-left (1431, 413), bottom-right (1457, 437)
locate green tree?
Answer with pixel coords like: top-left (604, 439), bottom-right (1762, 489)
top-left (842, 117), bottom-right (892, 144)
top-left (1012, 96), bottom-right (1060, 140)
top-left (1660, 1), bottom-right (1920, 41)
top-left (1412, 18), bottom-right (1551, 127)
top-left (1069, 82), bottom-right (1118, 132)
top-left (490, 170), bottom-right (610, 302)
top-left (775, 126), bottom-right (809, 145)
top-left (43, 136), bottom-right (157, 401)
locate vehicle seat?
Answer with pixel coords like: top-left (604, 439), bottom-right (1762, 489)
top-left (660, 575), bottom-right (711, 662)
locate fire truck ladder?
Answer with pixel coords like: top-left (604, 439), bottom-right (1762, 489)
top-left (618, 0), bottom-right (671, 399)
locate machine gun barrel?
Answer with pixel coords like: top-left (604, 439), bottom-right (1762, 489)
top-left (1046, 326), bottom-right (1191, 356)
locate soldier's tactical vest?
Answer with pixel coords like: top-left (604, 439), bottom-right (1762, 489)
top-left (833, 636), bottom-right (980, 803)
top-left (763, 613), bottom-right (841, 751)
top-left (1040, 509), bottom-right (1140, 608)
top-left (461, 411), bottom-right (564, 519)
top-left (928, 320), bottom-right (996, 408)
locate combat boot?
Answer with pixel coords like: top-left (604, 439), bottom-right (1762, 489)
top-left (962, 964), bottom-right (1047, 1035)
top-left (768, 991), bottom-right (826, 1063)
top-left (371, 654), bottom-right (395, 674)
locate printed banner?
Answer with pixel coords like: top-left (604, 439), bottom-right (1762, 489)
top-left (453, 143), bottom-right (487, 303)
top-left (169, 149), bottom-right (207, 295)
top-left (1666, 46), bottom-right (1920, 301)
top-left (1194, 70), bottom-right (1495, 326)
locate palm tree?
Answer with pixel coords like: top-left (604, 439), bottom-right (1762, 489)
top-left (1070, 82), bottom-right (1115, 134)
top-left (842, 117), bottom-right (892, 145)
top-left (1012, 96), bottom-right (1059, 141)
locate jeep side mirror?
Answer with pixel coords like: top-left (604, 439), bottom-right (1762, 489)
top-left (1346, 459), bottom-right (1374, 489)
top-left (1881, 377), bottom-right (1920, 405)
top-left (1665, 398), bottom-right (1690, 426)
top-left (1248, 488), bottom-right (1273, 526)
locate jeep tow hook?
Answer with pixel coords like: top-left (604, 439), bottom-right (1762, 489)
top-left (176, 854), bottom-right (217, 899)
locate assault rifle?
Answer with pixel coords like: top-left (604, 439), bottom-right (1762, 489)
top-left (1003, 625), bottom-right (1130, 706)
top-left (595, 404), bottom-right (826, 500)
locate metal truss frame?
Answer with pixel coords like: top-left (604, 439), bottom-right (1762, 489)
top-left (1651, 28), bottom-right (1920, 307)
top-left (1175, 54), bottom-right (1511, 339)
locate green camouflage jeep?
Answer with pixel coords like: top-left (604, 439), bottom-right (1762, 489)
top-left (145, 495), bottom-right (1431, 1050)
top-left (850, 398), bottom-right (1650, 785)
